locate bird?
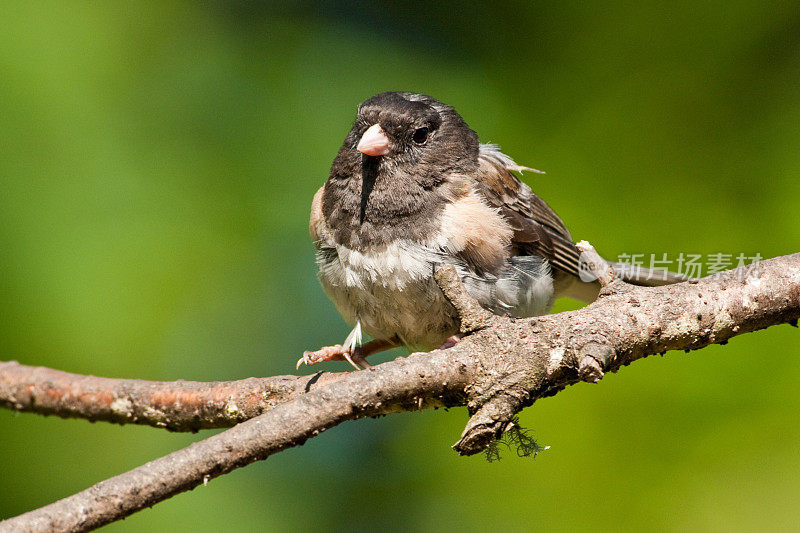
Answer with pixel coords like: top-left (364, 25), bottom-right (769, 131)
top-left (298, 91), bottom-right (685, 370)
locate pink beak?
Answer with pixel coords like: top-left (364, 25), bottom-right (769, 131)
top-left (357, 124), bottom-right (391, 157)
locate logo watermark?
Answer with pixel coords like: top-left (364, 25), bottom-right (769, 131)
top-left (577, 252), bottom-right (763, 283)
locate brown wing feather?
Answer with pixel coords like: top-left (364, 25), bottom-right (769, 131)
top-left (476, 149), bottom-right (582, 277)
top-left (309, 186), bottom-right (328, 243)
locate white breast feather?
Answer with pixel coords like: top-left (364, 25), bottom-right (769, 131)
top-left (318, 237), bottom-right (456, 348)
top-left (317, 187), bottom-right (556, 348)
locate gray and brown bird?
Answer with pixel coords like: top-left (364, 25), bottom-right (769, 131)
top-left (299, 91), bottom-right (683, 369)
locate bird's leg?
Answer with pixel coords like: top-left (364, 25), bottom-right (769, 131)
top-left (297, 344), bottom-right (347, 368)
top-left (438, 333), bottom-right (463, 350)
top-left (297, 336), bottom-right (400, 370)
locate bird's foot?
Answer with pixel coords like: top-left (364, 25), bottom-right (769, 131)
top-left (298, 336), bottom-right (402, 371)
top-left (439, 333), bottom-right (464, 350)
top-left (297, 345), bottom-right (371, 370)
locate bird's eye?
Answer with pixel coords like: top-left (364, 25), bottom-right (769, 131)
top-left (412, 127), bottom-right (429, 145)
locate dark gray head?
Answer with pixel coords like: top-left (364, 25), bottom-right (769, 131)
top-left (339, 91), bottom-right (479, 183)
top-left (324, 92), bottom-right (480, 246)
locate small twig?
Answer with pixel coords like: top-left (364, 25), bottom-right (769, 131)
top-left (434, 265), bottom-right (529, 456)
top-left (453, 390), bottom-right (526, 455)
top-left (434, 264), bottom-right (495, 333)
top-left (575, 240), bottom-right (616, 287)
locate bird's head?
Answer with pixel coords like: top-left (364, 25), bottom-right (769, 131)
top-left (323, 92), bottom-right (481, 236)
top-left (331, 92), bottom-right (480, 190)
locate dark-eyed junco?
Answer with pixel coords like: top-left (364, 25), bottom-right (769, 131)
top-left (299, 91), bottom-right (684, 369)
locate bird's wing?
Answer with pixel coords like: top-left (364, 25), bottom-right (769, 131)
top-left (309, 186), bottom-right (328, 243)
top-left (475, 145), bottom-right (582, 277)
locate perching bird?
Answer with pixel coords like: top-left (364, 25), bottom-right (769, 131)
top-left (299, 91), bottom-right (684, 369)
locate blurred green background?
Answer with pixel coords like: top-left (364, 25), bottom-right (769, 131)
top-left (2, 2), bottom-right (799, 531)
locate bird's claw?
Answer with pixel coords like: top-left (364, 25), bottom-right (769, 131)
top-left (297, 344), bottom-right (343, 369)
top-left (438, 333), bottom-right (463, 350)
top-left (297, 344), bottom-right (370, 370)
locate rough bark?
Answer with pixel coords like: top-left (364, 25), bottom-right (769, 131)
top-left (1, 253), bottom-right (798, 532)
top-left (0, 362), bottom-right (347, 431)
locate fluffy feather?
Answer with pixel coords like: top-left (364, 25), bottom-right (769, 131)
top-left (305, 91), bottom-right (684, 368)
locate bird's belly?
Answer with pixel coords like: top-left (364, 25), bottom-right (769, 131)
top-left (317, 241), bottom-right (556, 349)
top-left (317, 240), bottom-right (457, 348)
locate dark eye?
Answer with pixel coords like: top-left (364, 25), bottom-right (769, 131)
top-left (412, 127), bottom-right (429, 145)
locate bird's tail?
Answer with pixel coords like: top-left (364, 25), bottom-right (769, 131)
top-left (557, 256), bottom-right (690, 303)
top-left (609, 261), bottom-right (691, 287)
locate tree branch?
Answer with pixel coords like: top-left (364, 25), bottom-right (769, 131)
top-left (0, 362), bottom-right (346, 431)
top-left (2, 253), bottom-right (799, 532)
top-left (1, 353), bottom-right (472, 532)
